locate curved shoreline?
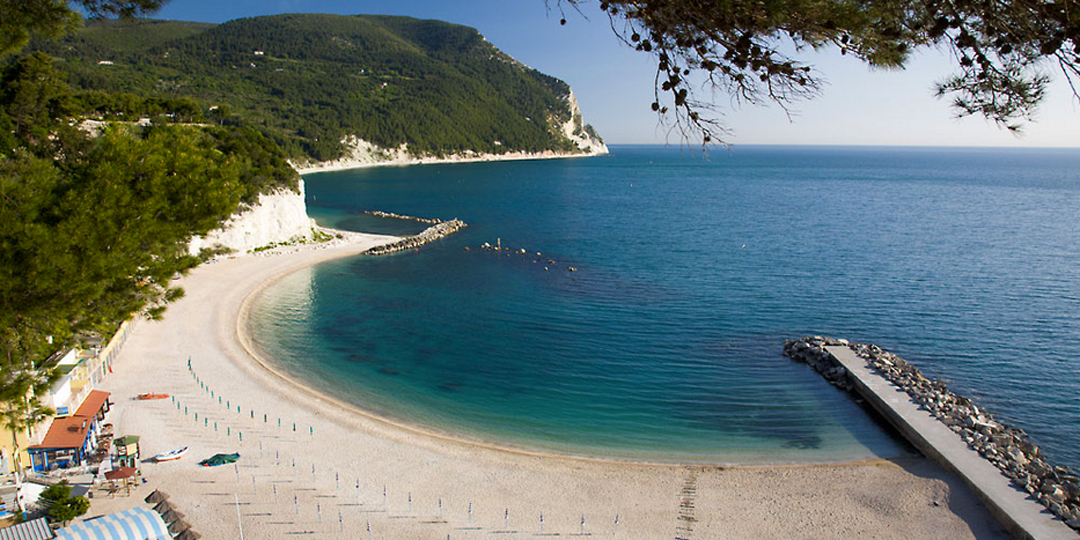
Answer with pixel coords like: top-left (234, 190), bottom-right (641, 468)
top-left (96, 229), bottom-right (1014, 539)
top-left (234, 232), bottom-right (894, 469)
top-left (235, 238), bottom-right (682, 470)
top-left (293, 148), bottom-right (608, 176)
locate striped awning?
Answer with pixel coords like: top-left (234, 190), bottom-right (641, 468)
top-left (0, 517), bottom-right (55, 540)
top-left (55, 507), bottom-right (169, 540)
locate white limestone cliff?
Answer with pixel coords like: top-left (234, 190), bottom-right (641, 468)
top-left (188, 182), bottom-right (315, 257)
top-left (294, 85), bottom-right (607, 175)
top-left (559, 89), bottom-right (607, 155)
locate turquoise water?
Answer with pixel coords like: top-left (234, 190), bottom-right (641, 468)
top-left (250, 145), bottom-right (1080, 467)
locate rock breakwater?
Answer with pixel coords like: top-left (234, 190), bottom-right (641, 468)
top-left (364, 210), bottom-right (442, 224)
top-left (362, 219), bottom-right (466, 256)
top-left (784, 336), bottom-right (1080, 531)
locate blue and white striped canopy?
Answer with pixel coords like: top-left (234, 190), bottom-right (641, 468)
top-left (55, 507), bottom-right (170, 540)
top-left (0, 517), bottom-right (54, 540)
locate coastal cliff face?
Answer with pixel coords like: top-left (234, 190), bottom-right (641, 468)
top-left (188, 182), bottom-right (314, 256)
top-left (39, 15), bottom-right (609, 165)
top-left (294, 87), bottom-right (607, 174)
top-left (559, 90), bottom-right (608, 155)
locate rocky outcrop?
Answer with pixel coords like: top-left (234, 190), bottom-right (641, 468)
top-left (362, 219), bottom-right (466, 256)
top-left (558, 89), bottom-right (607, 155)
top-left (784, 336), bottom-right (1080, 531)
top-left (188, 182), bottom-right (315, 257)
top-left (365, 210), bottom-right (442, 224)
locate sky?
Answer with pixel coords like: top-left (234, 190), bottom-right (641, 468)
top-left (149, 0), bottom-right (1080, 148)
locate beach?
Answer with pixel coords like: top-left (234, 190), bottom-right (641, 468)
top-left (92, 231), bottom-right (1012, 539)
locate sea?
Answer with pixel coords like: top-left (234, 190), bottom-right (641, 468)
top-left (248, 145), bottom-right (1080, 468)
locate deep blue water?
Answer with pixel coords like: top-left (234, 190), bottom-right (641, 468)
top-left (249, 145), bottom-right (1080, 467)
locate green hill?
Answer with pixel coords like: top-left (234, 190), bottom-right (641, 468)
top-left (31, 14), bottom-right (604, 162)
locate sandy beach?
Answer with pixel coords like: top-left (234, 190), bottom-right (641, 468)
top-left (92, 232), bottom-right (1012, 539)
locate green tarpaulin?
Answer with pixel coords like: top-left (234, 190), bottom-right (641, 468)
top-left (198, 452), bottom-right (239, 467)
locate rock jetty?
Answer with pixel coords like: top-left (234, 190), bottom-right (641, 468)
top-left (362, 219), bottom-right (466, 256)
top-left (784, 336), bottom-right (1080, 531)
top-left (364, 210), bottom-right (442, 224)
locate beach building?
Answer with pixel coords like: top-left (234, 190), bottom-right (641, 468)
top-left (0, 319), bottom-right (136, 519)
top-left (0, 319), bottom-right (135, 478)
top-left (26, 390), bottom-right (111, 472)
top-left (111, 436), bottom-right (139, 469)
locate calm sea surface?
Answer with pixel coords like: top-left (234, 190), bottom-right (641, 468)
top-left (249, 145), bottom-right (1080, 467)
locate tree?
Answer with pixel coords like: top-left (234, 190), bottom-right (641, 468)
top-left (0, 54), bottom-right (293, 485)
top-left (0, 0), bottom-right (166, 57)
top-left (38, 480), bottom-right (90, 524)
top-left (557, 0), bottom-right (1080, 143)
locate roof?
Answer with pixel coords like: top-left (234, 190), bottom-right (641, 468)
top-left (28, 415), bottom-right (92, 451)
top-left (0, 517), bottom-right (55, 540)
top-left (74, 390), bottom-right (110, 417)
top-left (56, 507), bottom-right (170, 540)
top-left (103, 467), bottom-right (136, 480)
top-left (113, 435), bottom-right (139, 447)
top-left (28, 390), bottom-right (110, 451)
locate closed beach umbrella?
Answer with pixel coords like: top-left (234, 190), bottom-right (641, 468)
top-left (159, 509), bottom-right (184, 524)
top-left (168, 519), bottom-right (191, 535)
top-left (167, 518), bottom-right (191, 535)
top-left (153, 499), bottom-right (176, 514)
top-left (145, 489), bottom-right (169, 504)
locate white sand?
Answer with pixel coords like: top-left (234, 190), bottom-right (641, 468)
top-left (91, 232), bottom-right (1011, 539)
top-left (294, 149), bottom-right (606, 176)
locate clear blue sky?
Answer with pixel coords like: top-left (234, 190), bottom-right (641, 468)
top-left (150, 0), bottom-right (1080, 147)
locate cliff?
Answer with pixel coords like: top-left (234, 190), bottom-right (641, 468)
top-left (188, 183), bottom-right (314, 256)
top-left (294, 88), bottom-right (606, 174)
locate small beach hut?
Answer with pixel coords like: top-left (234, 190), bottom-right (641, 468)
top-left (113, 436), bottom-right (140, 468)
top-left (55, 507), bottom-right (169, 540)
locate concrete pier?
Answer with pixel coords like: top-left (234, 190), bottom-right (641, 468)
top-left (825, 345), bottom-right (1077, 540)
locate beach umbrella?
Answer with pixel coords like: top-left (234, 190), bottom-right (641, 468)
top-left (103, 466), bottom-right (136, 481)
top-left (168, 518), bottom-right (191, 535)
top-left (153, 499), bottom-right (176, 514)
top-left (160, 508), bottom-right (185, 524)
top-left (145, 489), bottom-right (170, 504)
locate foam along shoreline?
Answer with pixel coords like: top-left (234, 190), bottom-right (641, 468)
top-left (96, 231), bottom-right (1014, 539)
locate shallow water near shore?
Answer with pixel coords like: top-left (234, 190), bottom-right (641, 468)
top-left (250, 145), bottom-right (1080, 467)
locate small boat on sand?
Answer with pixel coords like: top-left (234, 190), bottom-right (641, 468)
top-left (155, 447), bottom-right (188, 462)
top-left (137, 393), bottom-right (170, 400)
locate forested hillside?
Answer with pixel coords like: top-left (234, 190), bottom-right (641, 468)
top-left (32, 14), bottom-right (603, 161)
